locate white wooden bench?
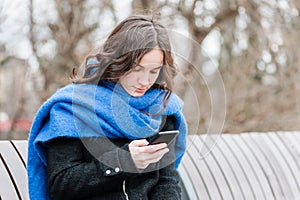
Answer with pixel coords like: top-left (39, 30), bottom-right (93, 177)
top-left (1, 132), bottom-right (300, 200)
top-left (0, 140), bottom-right (28, 200)
top-left (179, 132), bottom-right (300, 200)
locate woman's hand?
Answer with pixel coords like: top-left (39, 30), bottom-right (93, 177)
top-left (128, 139), bottom-right (169, 169)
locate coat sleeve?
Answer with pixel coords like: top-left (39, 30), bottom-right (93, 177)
top-left (46, 137), bottom-right (135, 199)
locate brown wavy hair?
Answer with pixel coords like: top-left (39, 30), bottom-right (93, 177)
top-left (71, 15), bottom-right (178, 110)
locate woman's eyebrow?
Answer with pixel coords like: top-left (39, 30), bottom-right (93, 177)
top-left (135, 62), bottom-right (163, 69)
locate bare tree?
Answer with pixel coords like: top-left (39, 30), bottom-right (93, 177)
top-left (2, 0), bottom-right (300, 139)
top-left (131, 0), bottom-right (300, 134)
top-left (29, 0), bottom-right (119, 102)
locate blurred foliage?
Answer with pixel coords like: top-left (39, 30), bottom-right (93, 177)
top-left (0, 0), bottom-right (300, 139)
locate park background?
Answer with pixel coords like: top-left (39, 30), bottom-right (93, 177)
top-left (0, 0), bottom-right (300, 139)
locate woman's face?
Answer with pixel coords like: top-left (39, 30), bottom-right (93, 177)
top-left (119, 48), bottom-right (164, 97)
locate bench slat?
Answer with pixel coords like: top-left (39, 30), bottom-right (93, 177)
top-left (266, 133), bottom-right (300, 198)
top-left (182, 135), bottom-right (222, 200)
top-left (276, 133), bottom-right (300, 191)
top-left (252, 133), bottom-right (296, 199)
top-left (183, 139), bottom-right (211, 199)
top-left (280, 132), bottom-right (300, 167)
top-left (234, 134), bottom-right (274, 199)
top-left (226, 135), bottom-right (266, 200)
top-left (0, 156), bottom-right (20, 200)
top-left (243, 133), bottom-right (285, 199)
top-left (11, 140), bottom-right (28, 166)
top-left (220, 134), bottom-right (255, 199)
top-left (206, 135), bottom-right (245, 200)
top-left (198, 135), bottom-right (234, 200)
top-left (178, 158), bottom-right (200, 200)
top-left (275, 133), bottom-right (300, 193)
top-left (0, 141), bottom-right (29, 200)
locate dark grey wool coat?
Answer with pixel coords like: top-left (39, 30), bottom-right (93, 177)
top-left (46, 116), bottom-right (183, 200)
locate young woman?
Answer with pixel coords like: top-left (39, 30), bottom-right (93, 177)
top-left (27, 15), bottom-right (187, 200)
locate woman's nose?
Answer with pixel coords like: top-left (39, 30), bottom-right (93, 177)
top-left (138, 73), bottom-right (150, 86)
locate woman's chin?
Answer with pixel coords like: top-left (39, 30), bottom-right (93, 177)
top-left (130, 91), bottom-right (146, 97)
top-left (131, 93), bottom-right (144, 97)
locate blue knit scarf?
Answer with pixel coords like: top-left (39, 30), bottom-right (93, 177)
top-left (27, 81), bottom-right (187, 200)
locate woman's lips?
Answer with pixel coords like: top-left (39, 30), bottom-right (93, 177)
top-left (135, 87), bottom-right (147, 93)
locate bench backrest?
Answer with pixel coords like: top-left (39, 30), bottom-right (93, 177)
top-left (0, 140), bottom-right (28, 200)
top-left (178, 132), bottom-right (300, 200)
top-left (1, 132), bottom-right (300, 200)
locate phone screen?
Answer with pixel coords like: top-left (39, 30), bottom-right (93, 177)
top-left (147, 130), bottom-right (179, 145)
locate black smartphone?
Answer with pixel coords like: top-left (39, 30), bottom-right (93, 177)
top-left (147, 130), bottom-right (179, 145)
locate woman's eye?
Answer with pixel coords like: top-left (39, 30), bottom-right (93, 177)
top-left (151, 70), bottom-right (159, 74)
